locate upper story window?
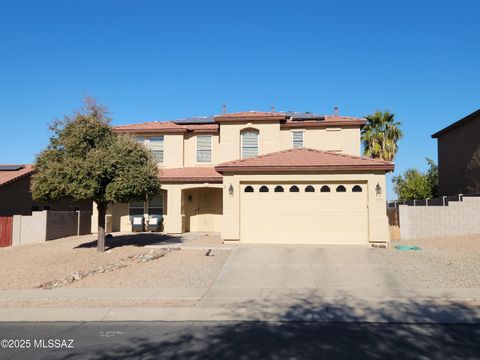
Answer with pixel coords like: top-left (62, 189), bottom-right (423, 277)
top-left (148, 136), bottom-right (164, 164)
top-left (135, 136), bottom-right (145, 145)
top-left (196, 135), bottom-right (212, 163)
top-left (241, 129), bottom-right (259, 158)
top-left (292, 131), bottom-right (304, 148)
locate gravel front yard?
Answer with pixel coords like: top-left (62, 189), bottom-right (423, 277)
top-left (0, 233), bottom-right (230, 290)
top-left (387, 234), bottom-right (480, 288)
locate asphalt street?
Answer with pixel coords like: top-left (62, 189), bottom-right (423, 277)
top-left (0, 321), bottom-right (479, 360)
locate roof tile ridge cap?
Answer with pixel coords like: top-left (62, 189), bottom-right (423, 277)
top-left (219, 148), bottom-right (297, 166)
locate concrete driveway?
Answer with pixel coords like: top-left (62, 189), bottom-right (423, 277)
top-left (209, 245), bottom-right (405, 290)
top-left (197, 245), bottom-right (480, 322)
top-left (199, 245), bottom-right (412, 311)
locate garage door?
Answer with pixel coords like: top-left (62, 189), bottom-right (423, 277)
top-left (240, 183), bottom-right (368, 245)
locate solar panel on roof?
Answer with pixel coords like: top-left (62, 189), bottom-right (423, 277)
top-left (0, 165), bottom-right (24, 171)
top-left (174, 116), bottom-right (215, 124)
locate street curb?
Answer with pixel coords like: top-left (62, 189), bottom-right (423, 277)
top-left (1, 305), bottom-right (480, 323)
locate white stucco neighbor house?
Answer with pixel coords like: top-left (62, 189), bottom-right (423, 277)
top-left (92, 111), bottom-right (394, 246)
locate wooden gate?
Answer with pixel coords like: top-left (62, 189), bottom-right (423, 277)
top-left (0, 217), bottom-right (13, 247)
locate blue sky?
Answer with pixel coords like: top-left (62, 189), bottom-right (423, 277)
top-left (1, 0), bottom-right (479, 199)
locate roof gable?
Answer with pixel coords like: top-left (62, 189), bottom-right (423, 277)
top-left (432, 109), bottom-right (480, 138)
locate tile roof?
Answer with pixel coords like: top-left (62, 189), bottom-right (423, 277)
top-left (214, 111), bottom-right (287, 122)
top-left (183, 124), bottom-right (219, 133)
top-left (215, 148), bottom-right (394, 172)
top-left (0, 164), bottom-right (34, 188)
top-left (114, 111), bottom-right (366, 132)
top-left (113, 121), bottom-right (219, 134)
top-left (113, 121), bottom-right (187, 134)
top-left (281, 115), bottom-right (366, 128)
top-left (158, 167), bottom-right (222, 183)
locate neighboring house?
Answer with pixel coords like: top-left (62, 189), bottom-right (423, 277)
top-left (99, 111), bottom-right (394, 245)
top-left (432, 109), bottom-right (480, 196)
top-left (0, 164), bottom-right (92, 216)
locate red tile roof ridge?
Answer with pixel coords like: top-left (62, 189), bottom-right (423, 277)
top-left (216, 148), bottom-right (393, 167)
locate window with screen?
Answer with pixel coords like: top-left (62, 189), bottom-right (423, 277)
top-left (148, 137), bottom-right (164, 164)
top-left (241, 129), bottom-right (259, 158)
top-left (196, 135), bottom-right (212, 163)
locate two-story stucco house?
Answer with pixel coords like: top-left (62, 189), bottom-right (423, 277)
top-left (95, 111), bottom-right (394, 245)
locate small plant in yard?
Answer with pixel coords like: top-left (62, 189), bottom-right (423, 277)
top-left (392, 158), bottom-right (439, 200)
top-left (31, 97), bottom-right (161, 252)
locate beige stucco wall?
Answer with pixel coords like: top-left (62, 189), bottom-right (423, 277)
top-left (221, 171), bottom-right (389, 244)
top-left (218, 121), bottom-right (283, 162)
top-left (132, 122), bottom-right (362, 167)
top-left (183, 133), bottom-right (220, 167)
top-left (280, 127), bottom-right (361, 156)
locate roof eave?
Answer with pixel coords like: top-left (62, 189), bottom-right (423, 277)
top-left (281, 120), bottom-right (366, 129)
top-left (431, 108), bottom-right (480, 138)
top-left (113, 128), bottom-right (187, 134)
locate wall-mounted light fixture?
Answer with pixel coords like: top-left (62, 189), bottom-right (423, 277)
top-left (375, 182), bottom-right (382, 197)
top-left (228, 184), bottom-right (234, 196)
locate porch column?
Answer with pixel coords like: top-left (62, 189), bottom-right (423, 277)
top-left (163, 185), bottom-right (184, 233)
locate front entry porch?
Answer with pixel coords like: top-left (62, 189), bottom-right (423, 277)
top-left (182, 187), bottom-right (223, 233)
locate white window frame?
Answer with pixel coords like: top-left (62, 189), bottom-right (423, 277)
top-left (291, 130), bottom-right (304, 148)
top-left (241, 129), bottom-right (259, 159)
top-left (146, 136), bottom-right (165, 165)
top-left (196, 135), bottom-right (213, 163)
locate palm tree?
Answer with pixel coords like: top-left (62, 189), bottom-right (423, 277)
top-left (361, 111), bottom-right (403, 162)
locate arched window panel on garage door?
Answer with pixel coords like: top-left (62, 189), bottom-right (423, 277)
top-left (274, 185), bottom-right (284, 192)
top-left (320, 185), bottom-right (331, 192)
top-left (352, 185), bottom-right (363, 192)
top-left (289, 185), bottom-right (299, 192)
top-left (244, 186), bottom-right (254, 193)
top-left (305, 185), bottom-right (315, 192)
top-left (259, 185), bottom-right (269, 192)
top-left (336, 185), bottom-right (347, 192)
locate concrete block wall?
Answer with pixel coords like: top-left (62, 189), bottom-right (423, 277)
top-left (399, 197), bottom-right (480, 240)
top-left (12, 211), bottom-right (92, 246)
top-left (46, 211), bottom-right (79, 240)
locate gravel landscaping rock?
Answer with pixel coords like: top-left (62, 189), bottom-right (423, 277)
top-left (67, 249), bottom-right (231, 289)
top-left (385, 234), bottom-right (480, 288)
top-left (0, 233), bottom-right (230, 290)
top-left (38, 249), bottom-right (180, 289)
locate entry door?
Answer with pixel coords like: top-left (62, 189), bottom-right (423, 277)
top-left (196, 189), bottom-right (213, 231)
top-left (240, 183), bottom-right (368, 245)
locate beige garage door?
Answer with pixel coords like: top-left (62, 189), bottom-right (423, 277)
top-left (240, 183), bottom-right (368, 245)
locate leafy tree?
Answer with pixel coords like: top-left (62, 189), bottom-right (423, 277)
top-left (362, 111), bottom-right (403, 162)
top-left (466, 147), bottom-right (480, 193)
top-left (392, 158), bottom-right (439, 200)
top-left (31, 98), bottom-right (161, 252)
top-left (426, 157), bottom-right (439, 198)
